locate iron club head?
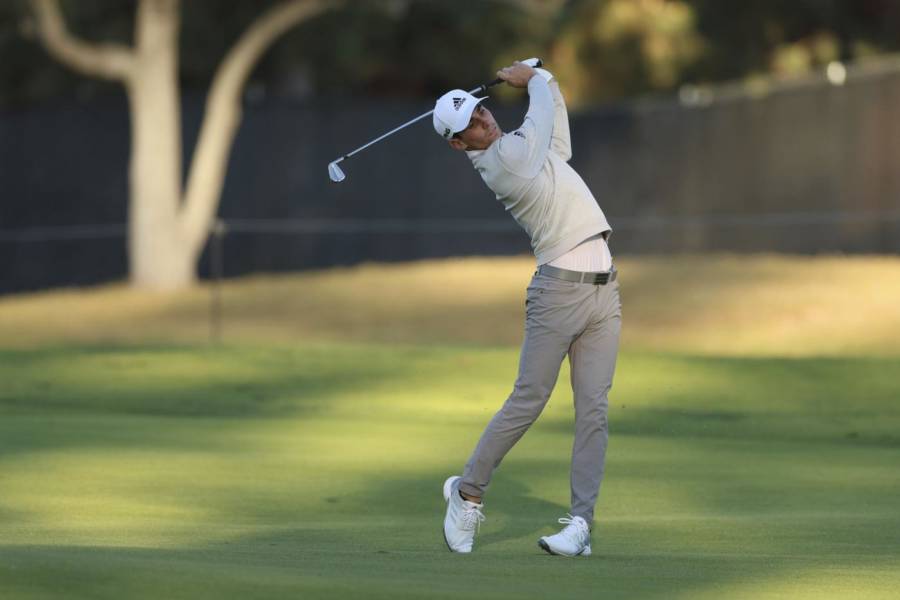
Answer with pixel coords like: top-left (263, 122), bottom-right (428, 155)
top-left (328, 160), bottom-right (346, 183)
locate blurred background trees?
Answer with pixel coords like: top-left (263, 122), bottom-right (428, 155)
top-left (3, 0), bottom-right (899, 291)
top-left (4, 0), bottom-right (900, 110)
top-left (19, 0), bottom-right (339, 290)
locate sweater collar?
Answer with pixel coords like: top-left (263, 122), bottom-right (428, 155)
top-left (466, 148), bottom-right (486, 163)
top-left (465, 134), bottom-right (504, 166)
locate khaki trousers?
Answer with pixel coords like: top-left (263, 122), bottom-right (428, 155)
top-left (459, 271), bottom-right (622, 523)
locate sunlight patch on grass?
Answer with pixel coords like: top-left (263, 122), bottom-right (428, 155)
top-left (1, 254), bottom-right (899, 356)
top-left (676, 567), bottom-right (900, 600)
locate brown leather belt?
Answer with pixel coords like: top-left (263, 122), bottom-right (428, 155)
top-left (537, 264), bottom-right (617, 285)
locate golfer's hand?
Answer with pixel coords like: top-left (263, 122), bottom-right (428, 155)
top-left (497, 62), bottom-right (537, 88)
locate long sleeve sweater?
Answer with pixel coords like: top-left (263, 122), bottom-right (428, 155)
top-left (466, 75), bottom-right (611, 265)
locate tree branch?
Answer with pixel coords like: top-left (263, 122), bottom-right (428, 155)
top-left (181, 0), bottom-right (340, 255)
top-left (29, 0), bottom-right (135, 82)
top-left (214, 0), bottom-right (339, 100)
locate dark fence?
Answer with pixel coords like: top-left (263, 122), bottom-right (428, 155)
top-left (2, 61), bottom-right (899, 294)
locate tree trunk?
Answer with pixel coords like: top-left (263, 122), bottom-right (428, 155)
top-left (127, 0), bottom-right (189, 290)
top-left (30, 0), bottom-right (338, 291)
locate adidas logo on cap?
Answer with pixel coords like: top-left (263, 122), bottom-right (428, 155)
top-left (433, 89), bottom-right (486, 140)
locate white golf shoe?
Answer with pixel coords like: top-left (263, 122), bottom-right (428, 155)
top-left (538, 514), bottom-right (592, 557)
top-left (442, 476), bottom-right (486, 553)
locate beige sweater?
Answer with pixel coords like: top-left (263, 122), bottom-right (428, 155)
top-left (467, 75), bottom-right (611, 265)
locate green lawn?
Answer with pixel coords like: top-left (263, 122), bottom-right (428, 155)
top-left (2, 343), bottom-right (899, 599)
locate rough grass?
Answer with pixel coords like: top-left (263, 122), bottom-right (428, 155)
top-left (1, 254), bottom-right (899, 599)
top-left (1, 254), bottom-right (899, 355)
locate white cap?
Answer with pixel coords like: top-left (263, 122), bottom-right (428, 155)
top-left (433, 89), bottom-right (488, 139)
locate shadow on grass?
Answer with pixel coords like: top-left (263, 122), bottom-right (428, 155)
top-left (0, 344), bottom-right (414, 418)
top-left (341, 472), bottom-right (570, 551)
top-left (545, 352), bottom-right (900, 448)
top-left (3, 512), bottom-right (899, 600)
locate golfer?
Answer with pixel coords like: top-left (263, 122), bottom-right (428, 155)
top-left (435, 61), bottom-right (621, 557)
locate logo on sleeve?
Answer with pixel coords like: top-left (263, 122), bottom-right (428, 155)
top-left (513, 130), bottom-right (527, 139)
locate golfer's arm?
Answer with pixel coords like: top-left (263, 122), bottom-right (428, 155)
top-left (517, 75), bottom-right (555, 171)
top-left (548, 80), bottom-right (572, 161)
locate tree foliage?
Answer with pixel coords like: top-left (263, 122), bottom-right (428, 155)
top-left (4, 0), bottom-right (900, 110)
top-left (547, 0), bottom-right (706, 106)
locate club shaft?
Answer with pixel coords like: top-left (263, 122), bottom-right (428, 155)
top-left (337, 83), bottom-right (499, 162)
top-left (332, 59), bottom-right (540, 166)
top-left (341, 109), bottom-right (433, 161)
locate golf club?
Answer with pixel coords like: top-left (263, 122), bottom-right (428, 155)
top-left (327, 58), bottom-right (542, 183)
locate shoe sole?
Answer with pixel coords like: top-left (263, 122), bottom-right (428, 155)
top-left (442, 476), bottom-right (464, 553)
top-left (442, 525), bottom-right (453, 552)
top-left (537, 538), bottom-right (591, 557)
top-left (537, 538), bottom-right (556, 555)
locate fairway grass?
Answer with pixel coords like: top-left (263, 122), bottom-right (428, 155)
top-left (2, 255), bottom-right (899, 598)
top-left (2, 343), bottom-right (899, 599)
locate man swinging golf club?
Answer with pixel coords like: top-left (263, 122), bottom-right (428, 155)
top-left (436, 61), bottom-right (621, 557)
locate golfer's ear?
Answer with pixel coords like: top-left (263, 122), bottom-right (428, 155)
top-left (448, 138), bottom-right (467, 151)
